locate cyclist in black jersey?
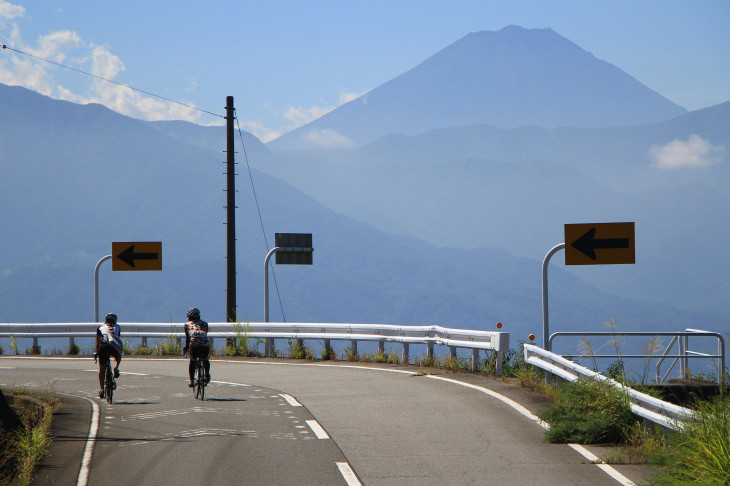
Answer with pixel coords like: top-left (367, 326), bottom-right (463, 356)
top-left (95, 313), bottom-right (123, 399)
top-left (183, 307), bottom-right (211, 387)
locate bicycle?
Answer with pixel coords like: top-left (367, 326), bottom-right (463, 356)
top-left (184, 350), bottom-right (206, 400)
top-left (94, 353), bottom-right (116, 404)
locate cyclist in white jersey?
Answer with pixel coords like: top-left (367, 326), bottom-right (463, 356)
top-left (95, 313), bottom-right (123, 398)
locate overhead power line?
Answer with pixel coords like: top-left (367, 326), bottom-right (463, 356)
top-left (1, 44), bottom-right (224, 119)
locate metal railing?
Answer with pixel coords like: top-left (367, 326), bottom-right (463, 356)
top-left (655, 329), bottom-right (726, 385)
top-left (548, 330), bottom-right (726, 387)
top-left (0, 322), bottom-right (510, 375)
top-left (523, 344), bottom-right (695, 430)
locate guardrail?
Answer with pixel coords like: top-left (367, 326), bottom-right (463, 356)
top-left (0, 322), bottom-right (510, 375)
top-left (523, 343), bottom-right (695, 430)
top-left (548, 330), bottom-right (726, 387)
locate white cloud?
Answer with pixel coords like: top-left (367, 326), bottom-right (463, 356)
top-left (298, 128), bottom-right (354, 149)
top-left (339, 87), bottom-right (370, 105)
top-left (283, 104), bottom-right (334, 127)
top-left (650, 134), bottom-right (724, 170)
top-left (0, 1), bottom-right (25, 21)
top-left (0, 10), bottom-right (203, 124)
top-left (280, 88), bottom-right (370, 132)
top-left (242, 121), bottom-right (281, 143)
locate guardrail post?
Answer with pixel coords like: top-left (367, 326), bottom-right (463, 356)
top-left (471, 348), bottom-right (479, 372)
top-left (378, 340), bottom-right (384, 355)
top-left (142, 337), bottom-right (147, 347)
top-left (495, 350), bottom-right (504, 377)
top-left (449, 346), bottom-right (456, 360)
top-left (350, 340), bottom-right (358, 357)
top-left (266, 338), bottom-right (274, 357)
top-left (427, 343), bottom-right (434, 359)
top-left (402, 343), bottom-right (409, 364)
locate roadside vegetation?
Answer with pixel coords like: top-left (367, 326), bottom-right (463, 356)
top-left (0, 388), bottom-right (57, 485)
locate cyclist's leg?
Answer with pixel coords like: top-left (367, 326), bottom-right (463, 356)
top-left (98, 345), bottom-right (111, 397)
top-left (188, 348), bottom-right (197, 386)
top-left (112, 347), bottom-right (121, 378)
top-left (202, 345), bottom-right (211, 382)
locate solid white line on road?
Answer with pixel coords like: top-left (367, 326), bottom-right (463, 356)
top-left (336, 462), bottom-right (362, 486)
top-left (569, 444), bottom-right (636, 486)
top-left (306, 419), bottom-right (330, 439)
top-left (56, 393), bottom-right (100, 486)
top-left (279, 393), bottom-right (302, 406)
top-left (427, 376), bottom-right (636, 486)
top-left (426, 375), bottom-right (550, 428)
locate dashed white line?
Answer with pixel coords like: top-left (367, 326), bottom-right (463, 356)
top-left (336, 462), bottom-right (362, 486)
top-left (279, 393), bottom-right (302, 406)
top-left (305, 419), bottom-right (329, 439)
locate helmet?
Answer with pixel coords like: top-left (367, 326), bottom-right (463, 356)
top-left (186, 307), bottom-right (200, 320)
top-left (105, 313), bottom-right (117, 324)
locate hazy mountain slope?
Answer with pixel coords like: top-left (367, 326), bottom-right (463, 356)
top-left (270, 26), bottom-right (686, 150)
top-left (1, 83), bottom-right (718, 344)
top-left (254, 101), bottom-right (730, 320)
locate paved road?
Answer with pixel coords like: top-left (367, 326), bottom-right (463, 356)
top-left (1, 356), bottom-right (656, 485)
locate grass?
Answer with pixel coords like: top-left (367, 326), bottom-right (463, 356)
top-left (537, 377), bottom-right (638, 444)
top-left (155, 329), bottom-right (181, 356)
top-left (287, 338), bottom-right (315, 360)
top-left (1, 389), bottom-right (57, 486)
top-left (651, 395), bottom-right (730, 485)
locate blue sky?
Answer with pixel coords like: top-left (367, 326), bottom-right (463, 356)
top-left (1, 0), bottom-right (728, 142)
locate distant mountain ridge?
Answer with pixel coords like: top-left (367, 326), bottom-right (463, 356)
top-left (270, 26), bottom-right (687, 150)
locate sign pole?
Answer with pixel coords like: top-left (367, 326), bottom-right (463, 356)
top-left (94, 255), bottom-right (112, 323)
top-left (542, 243), bottom-right (565, 351)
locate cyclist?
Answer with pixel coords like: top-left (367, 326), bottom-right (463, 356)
top-left (95, 313), bottom-right (123, 399)
top-left (183, 307), bottom-right (211, 387)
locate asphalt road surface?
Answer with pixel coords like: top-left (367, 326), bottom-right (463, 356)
top-left (1, 356), bottom-right (656, 485)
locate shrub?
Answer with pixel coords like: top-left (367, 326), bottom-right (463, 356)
top-left (654, 395), bottom-right (730, 484)
top-left (538, 377), bottom-right (637, 444)
top-left (321, 341), bottom-right (335, 361)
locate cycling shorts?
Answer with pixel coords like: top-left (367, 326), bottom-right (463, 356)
top-left (98, 343), bottom-right (122, 363)
top-left (188, 343), bottom-right (210, 361)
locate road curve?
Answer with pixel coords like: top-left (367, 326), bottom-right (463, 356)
top-left (1, 356), bottom-right (656, 485)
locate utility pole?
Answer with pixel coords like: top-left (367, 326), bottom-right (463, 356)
top-left (225, 96), bottom-right (237, 323)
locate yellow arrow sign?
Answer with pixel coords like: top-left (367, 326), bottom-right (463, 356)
top-left (565, 223), bottom-right (635, 265)
top-left (112, 242), bottom-right (162, 271)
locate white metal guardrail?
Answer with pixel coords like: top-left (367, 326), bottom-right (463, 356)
top-left (0, 322), bottom-right (510, 375)
top-left (523, 343), bottom-right (695, 430)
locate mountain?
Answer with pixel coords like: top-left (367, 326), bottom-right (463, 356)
top-left (0, 83), bottom-right (717, 350)
top-left (270, 26), bottom-right (687, 150)
top-left (256, 104), bottom-right (730, 320)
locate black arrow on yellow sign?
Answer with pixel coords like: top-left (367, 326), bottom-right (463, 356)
top-left (117, 245), bottom-right (158, 267)
top-left (570, 228), bottom-right (630, 260)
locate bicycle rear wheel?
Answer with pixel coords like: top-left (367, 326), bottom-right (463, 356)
top-left (105, 364), bottom-right (114, 404)
top-left (194, 359), bottom-right (205, 400)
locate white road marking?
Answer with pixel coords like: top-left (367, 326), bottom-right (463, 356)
top-left (305, 419), bottom-right (329, 439)
top-left (336, 462), bottom-right (362, 486)
top-left (569, 444), bottom-right (636, 486)
top-left (56, 393), bottom-right (99, 486)
top-left (11, 357), bottom-right (635, 485)
top-left (279, 393), bottom-right (302, 406)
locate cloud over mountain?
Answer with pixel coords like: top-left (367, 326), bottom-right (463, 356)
top-left (650, 134), bottom-right (725, 169)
